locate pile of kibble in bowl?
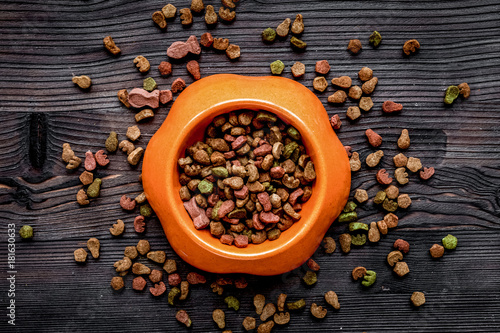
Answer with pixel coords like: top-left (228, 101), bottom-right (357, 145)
top-left (178, 110), bottom-right (316, 248)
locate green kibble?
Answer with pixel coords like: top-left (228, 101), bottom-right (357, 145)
top-left (273, 161), bottom-right (280, 168)
top-left (211, 167), bottom-right (229, 178)
top-left (19, 225), bottom-right (33, 239)
top-left (206, 147), bottom-right (213, 156)
top-left (287, 127), bottom-right (301, 140)
top-left (442, 234), bottom-right (458, 250)
top-left (270, 60), bottom-right (285, 75)
top-left (267, 228), bottom-right (281, 241)
top-left (373, 191), bottom-right (387, 205)
top-left (302, 270), bottom-right (317, 286)
top-left (343, 201), bottom-right (357, 213)
top-left (351, 234), bottom-right (367, 246)
top-left (266, 185), bottom-right (274, 193)
top-left (369, 31), bottom-right (382, 47)
top-left (105, 131), bottom-right (118, 152)
top-left (198, 179), bottom-right (214, 194)
top-left (87, 178), bottom-right (102, 198)
top-left (287, 299), bottom-right (306, 310)
top-left (143, 77), bottom-right (157, 92)
top-left (212, 200), bottom-right (223, 220)
top-left (361, 270), bottom-right (377, 287)
top-left (140, 204), bottom-right (153, 218)
top-left (262, 28), bottom-right (277, 43)
top-left (349, 222), bottom-right (369, 232)
top-left (168, 287), bottom-right (180, 305)
top-left (382, 198), bottom-right (398, 212)
top-left (242, 229), bottom-right (253, 243)
top-left (444, 85), bottom-right (460, 105)
top-left (290, 147), bottom-right (300, 163)
top-left (262, 181), bottom-right (271, 189)
top-left (282, 142), bottom-right (299, 159)
top-left (255, 111), bottom-right (277, 123)
top-left (224, 296), bottom-right (240, 311)
top-left (338, 211), bottom-right (358, 223)
top-left (290, 36), bottom-right (307, 49)
top-left (227, 208), bottom-right (246, 219)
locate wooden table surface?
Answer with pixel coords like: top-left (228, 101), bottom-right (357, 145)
top-left (1, 0), bottom-right (500, 332)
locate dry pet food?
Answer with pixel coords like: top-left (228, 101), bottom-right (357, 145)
top-left (103, 36), bottom-right (121, 55)
top-left (403, 39), bottom-right (420, 55)
top-left (313, 77), bottom-right (328, 92)
top-left (324, 291), bottom-right (340, 309)
top-left (310, 303), bottom-right (327, 319)
top-left (133, 55), bottom-right (150, 73)
top-left (291, 61), bottom-right (305, 77)
top-left (369, 31), bottom-right (382, 47)
top-left (72, 75), bottom-right (91, 89)
top-left (411, 292), bottom-right (426, 307)
top-left (87, 238), bottom-right (100, 258)
top-left (383, 101), bottom-right (403, 113)
top-left (179, 8), bottom-right (193, 25)
top-left (315, 60), bottom-right (330, 74)
top-left (442, 234), bottom-right (457, 250)
top-left (347, 39), bottom-right (362, 54)
top-left (110, 276), bottom-right (124, 290)
top-left (19, 225), bottom-right (33, 239)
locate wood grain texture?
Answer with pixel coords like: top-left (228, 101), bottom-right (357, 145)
top-left (1, 0), bottom-right (500, 332)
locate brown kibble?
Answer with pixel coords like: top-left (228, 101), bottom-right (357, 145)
top-left (362, 77), bottom-right (378, 94)
top-left (168, 273), bottom-right (181, 286)
top-left (62, 142), bottom-right (75, 163)
top-left (219, 7), bottom-right (235, 22)
top-left (393, 153), bottom-right (408, 168)
top-left (315, 60), bottom-right (330, 74)
top-left (203, 5), bottom-right (217, 24)
top-left (136, 239), bottom-right (150, 255)
top-left (383, 101), bottom-right (403, 113)
top-left (179, 8), bottom-right (193, 25)
top-left (150, 281), bottom-right (167, 296)
top-left (171, 78), bottom-right (186, 94)
top-left (109, 219), bottom-right (125, 236)
top-left (79, 171), bottom-right (93, 185)
top-left (132, 276), bottom-right (147, 291)
top-left (260, 303), bottom-right (276, 321)
top-left (116, 89), bottom-right (130, 108)
top-left (339, 233), bottom-right (351, 253)
top-left (162, 4), bottom-right (177, 19)
top-left (254, 294), bottom-right (266, 315)
top-left (135, 109), bottom-right (154, 123)
top-left (163, 259), bottom-right (177, 274)
top-left (411, 292), bottom-right (426, 307)
top-left (365, 129), bottom-right (382, 147)
top-left (397, 194), bottom-right (412, 209)
top-left (257, 321), bottom-right (275, 333)
top-left (187, 60), bottom-right (201, 80)
top-left (330, 114), bottom-right (342, 129)
top-left (276, 18), bottom-right (291, 37)
top-left (358, 67), bottom-right (373, 81)
top-left (397, 129), bottom-right (410, 149)
top-left (307, 258), bottom-right (320, 271)
top-left (385, 185), bottom-right (399, 200)
top-left (191, 0), bottom-right (204, 13)
top-left (187, 272), bottom-right (207, 284)
top-left (403, 39), bottom-right (420, 55)
top-left (310, 303), bottom-right (327, 319)
top-left (226, 44), bottom-right (241, 60)
top-left (120, 195), bottom-right (136, 211)
top-left (420, 167), bottom-right (435, 180)
top-left (243, 316), bottom-right (256, 331)
top-left (213, 38), bottom-right (230, 50)
top-left (354, 189), bottom-right (368, 203)
top-left (126, 125), bottom-right (141, 142)
top-left (133, 55), bottom-right (150, 73)
top-left (277, 293), bottom-right (287, 312)
top-left (384, 213), bottom-right (399, 228)
top-left (119, 140), bottom-right (135, 155)
top-left (201, 32), bottom-right (214, 47)
top-left (348, 85), bottom-right (362, 100)
top-left (76, 189), bottom-right (89, 206)
top-left (350, 152), bottom-right (361, 172)
top-left (158, 61), bottom-right (172, 76)
top-left (323, 236), bottom-right (336, 253)
top-left (124, 246), bottom-right (138, 260)
top-left (368, 222), bottom-right (380, 242)
top-left (127, 147), bottom-right (144, 166)
top-left (346, 106), bottom-right (361, 121)
top-left (366, 150), bottom-right (384, 167)
top-left (323, 291), bottom-right (341, 311)
top-left (114, 257), bottom-right (132, 272)
top-left (103, 36), bottom-right (121, 55)
top-left (458, 82), bottom-right (470, 98)
top-left (359, 97), bottom-right (374, 111)
top-left (377, 220), bottom-right (388, 235)
top-left (152, 11), bottom-right (167, 29)
top-left (291, 14), bottom-right (304, 34)
top-left (331, 76), bottom-right (352, 89)
top-left (176, 309), bottom-right (192, 327)
top-left (328, 90), bottom-right (347, 103)
top-left (394, 167), bottom-right (409, 185)
top-left (132, 263), bottom-right (152, 275)
top-left (387, 250), bottom-right (403, 266)
top-left (74, 248), bottom-right (87, 262)
top-left (347, 39), bottom-right (362, 54)
top-left (147, 251), bottom-right (166, 264)
top-left (352, 266), bottom-right (367, 280)
top-left (394, 239), bottom-right (410, 253)
top-left (212, 309), bottom-right (225, 329)
top-left (274, 312), bottom-right (291, 325)
top-left (86, 237), bottom-right (100, 258)
top-left (110, 276), bottom-right (124, 290)
top-left (344, 146), bottom-right (352, 158)
top-left (393, 261), bottom-right (410, 277)
top-left (313, 77), bottom-right (328, 92)
top-left (291, 61), bottom-right (305, 77)
top-left (407, 157), bottom-right (422, 172)
top-left (430, 244), bottom-right (445, 258)
top-left (72, 75), bottom-right (92, 89)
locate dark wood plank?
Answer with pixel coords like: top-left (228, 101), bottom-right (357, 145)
top-left (1, 0), bottom-right (500, 332)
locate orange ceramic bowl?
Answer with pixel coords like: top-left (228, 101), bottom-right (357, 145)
top-left (142, 74), bottom-right (350, 276)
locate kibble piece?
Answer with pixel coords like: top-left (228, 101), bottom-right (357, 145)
top-left (291, 61), bottom-right (305, 77)
top-left (186, 272), bottom-right (206, 284)
top-left (368, 222), bottom-right (380, 242)
top-left (110, 276), bottom-right (124, 290)
top-left (387, 250), bottom-right (403, 266)
top-left (222, 0), bottom-right (237, 8)
top-left (313, 77), bottom-right (328, 92)
top-left (365, 129), bottom-right (382, 147)
top-left (150, 281), bottom-right (167, 296)
top-left (176, 310), bottom-right (192, 327)
top-left (133, 55), bottom-right (150, 73)
top-left (136, 239), bottom-right (150, 255)
top-left (359, 97), bottom-right (373, 111)
top-left (270, 60), bottom-right (285, 75)
top-left (179, 8), bottom-right (193, 25)
top-left (339, 233), bottom-right (351, 253)
top-left (362, 77), bottom-right (378, 94)
top-left (276, 18), bottom-right (291, 37)
top-left (411, 292), bottom-right (426, 307)
top-left (171, 78), bottom-right (186, 94)
top-left (385, 185), bottom-right (399, 200)
top-left (369, 31), bottom-right (382, 47)
top-left (393, 153), bottom-right (408, 167)
top-left (72, 75), bottom-right (91, 89)
top-left (213, 309), bottom-right (226, 329)
top-left (358, 67), bottom-right (373, 81)
top-left (74, 248), bottom-right (88, 262)
top-left (349, 152), bottom-right (361, 172)
top-left (124, 246), bottom-right (138, 259)
top-left (382, 100), bottom-right (403, 113)
top-left (87, 178), bottom-right (101, 198)
top-left (190, 0), bottom-right (204, 13)
top-left (242, 317), bottom-right (256, 331)
top-left (127, 147), bottom-right (144, 166)
top-left (168, 287), bottom-right (181, 305)
top-left (444, 85), bottom-right (460, 105)
top-left (384, 213), bottom-right (399, 228)
top-left (132, 263), bottom-right (151, 275)
top-left (310, 303), bottom-right (327, 319)
top-left (205, 5), bottom-right (217, 24)
top-left (366, 150), bottom-right (384, 167)
top-left (291, 14), bottom-right (304, 34)
top-left (147, 251), bottom-right (166, 264)
top-left (331, 76), bottom-right (352, 89)
top-left (135, 109), bottom-right (154, 122)
top-left (352, 266), bottom-right (367, 280)
top-left (330, 114), bottom-right (342, 129)
top-left (407, 157), bottom-right (422, 172)
top-left (19, 225), bottom-right (34, 239)
top-left (324, 291), bottom-right (340, 309)
top-left (254, 294), bottom-right (266, 315)
top-left (290, 36), bottom-right (307, 49)
top-left (143, 77), bottom-right (157, 92)
top-left (219, 7), bottom-right (235, 22)
top-left (403, 39), bottom-right (420, 55)
top-left (361, 270), bottom-right (377, 287)
top-left (457, 82), bottom-right (470, 98)
top-left (347, 39), bottom-right (362, 54)
top-left (397, 129), bottom-right (410, 149)
top-left (397, 194), bottom-right (412, 209)
top-left (262, 28), bottom-right (276, 43)
top-left (393, 261), bottom-right (410, 277)
top-left (213, 38), bottom-right (229, 50)
top-left (226, 44), bottom-right (241, 60)
top-left (114, 257), bottom-right (132, 272)
top-left (276, 293), bottom-right (287, 312)
top-left (163, 259), bottom-right (177, 274)
top-left (374, 190), bottom-right (386, 204)
top-left (354, 189), bottom-right (368, 203)
top-left (328, 90), bottom-right (347, 104)
top-left (442, 234), bottom-right (458, 250)
top-left (225, 296), bottom-right (240, 311)
top-left (377, 220), bottom-right (388, 235)
top-left (152, 11), bottom-right (167, 29)
top-left (79, 171), bottom-right (93, 185)
top-left (420, 167), bottom-right (435, 180)
top-left (162, 4), bottom-right (177, 18)
top-left (258, 321), bottom-right (274, 333)
top-left (315, 60), bottom-right (330, 74)
top-left (103, 36), bottom-right (121, 55)
top-left (394, 167), bottom-right (409, 185)
top-left (126, 125), bottom-right (141, 142)
top-left (76, 189), bottom-right (89, 205)
top-left (132, 276), bottom-right (147, 291)
top-left (348, 86), bottom-right (362, 100)
top-left (323, 236), bottom-right (336, 253)
top-left (87, 238), bottom-right (100, 258)
top-left (200, 32), bottom-right (214, 47)
top-left (116, 89), bottom-right (130, 108)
